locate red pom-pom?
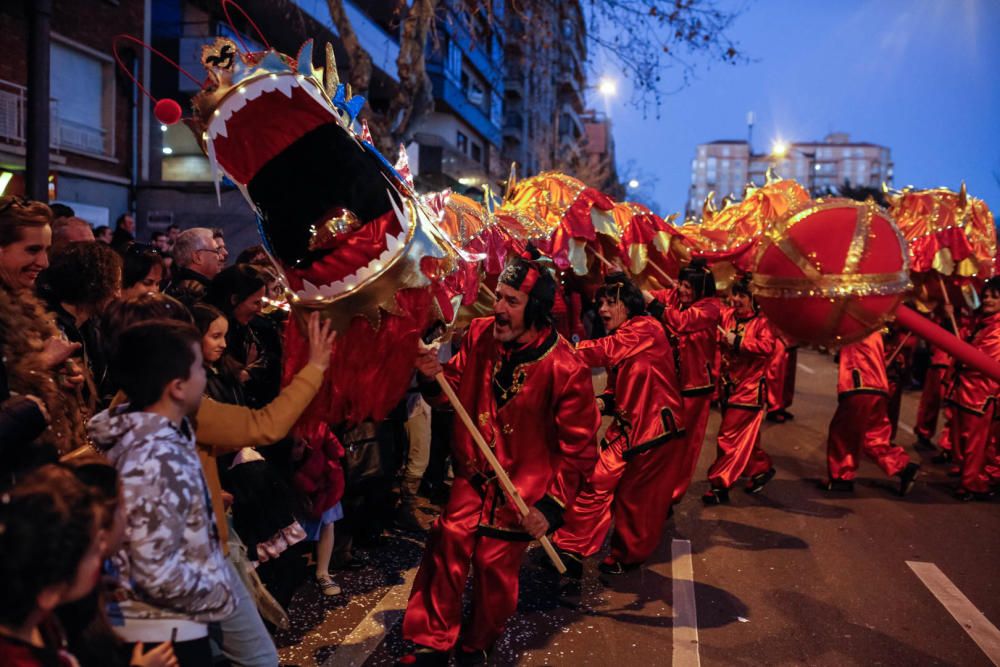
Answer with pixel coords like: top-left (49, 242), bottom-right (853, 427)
top-left (154, 98), bottom-right (182, 125)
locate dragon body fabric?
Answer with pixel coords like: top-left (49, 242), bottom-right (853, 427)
top-left (178, 16), bottom-right (996, 427)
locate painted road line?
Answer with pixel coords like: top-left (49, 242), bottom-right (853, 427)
top-left (899, 422), bottom-right (914, 435)
top-left (324, 565), bottom-right (419, 667)
top-left (907, 561), bottom-right (1000, 665)
top-left (672, 539), bottom-right (701, 667)
top-left (796, 362), bottom-right (816, 375)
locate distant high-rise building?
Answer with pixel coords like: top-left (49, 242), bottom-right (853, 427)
top-left (687, 132), bottom-right (894, 216)
top-left (501, 1), bottom-right (588, 179)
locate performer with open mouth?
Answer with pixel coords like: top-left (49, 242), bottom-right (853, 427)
top-left (398, 252), bottom-right (600, 666)
top-left (552, 272), bottom-right (686, 577)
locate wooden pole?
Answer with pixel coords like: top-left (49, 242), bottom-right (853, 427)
top-left (885, 332), bottom-right (912, 366)
top-left (433, 374), bottom-right (567, 574)
top-left (937, 275), bottom-right (960, 334)
top-left (588, 245), bottom-right (677, 287)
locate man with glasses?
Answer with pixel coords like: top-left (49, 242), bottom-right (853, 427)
top-left (165, 227), bottom-right (222, 308)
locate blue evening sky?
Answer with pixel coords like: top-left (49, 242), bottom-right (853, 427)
top-left (592, 0), bottom-right (1000, 218)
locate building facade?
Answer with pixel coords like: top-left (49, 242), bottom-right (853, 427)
top-left (501, 1), bottom-right (588, 179)
top-left (0, 0), bottom-right (147, 228)
top-left (688, 132), bottom-right (894, 215)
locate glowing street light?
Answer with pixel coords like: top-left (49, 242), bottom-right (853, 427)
top-left (771, 140), bottom-right (789, 158)
top-left (598, 77), bottom-right (617, 97)
top-left (628, 179), bottom-right (640, 189)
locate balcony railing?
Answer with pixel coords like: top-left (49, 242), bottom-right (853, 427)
top-left (0, 78), bottom-right (110, 157)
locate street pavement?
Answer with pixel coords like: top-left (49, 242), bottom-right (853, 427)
top-left (276, 349), bottom-right (1000, 666)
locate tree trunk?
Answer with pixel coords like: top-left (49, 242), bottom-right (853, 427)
top-left (324, 0), bottom-right (437, 158)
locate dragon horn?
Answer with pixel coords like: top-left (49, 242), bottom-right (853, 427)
top-left (324, 42), bottom-right (339, 97)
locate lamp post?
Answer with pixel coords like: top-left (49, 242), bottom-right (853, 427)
top-left (771, 141), bottom-right (818, 195)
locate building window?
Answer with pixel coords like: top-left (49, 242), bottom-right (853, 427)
top-left (50, 39), bottom-right (113, 157)
top-left (447, 42), bottom-right (462, 79)
top-left (456, 131), bottom-right (468, 154)
top-left (471, 142), bottom-right (482, 164)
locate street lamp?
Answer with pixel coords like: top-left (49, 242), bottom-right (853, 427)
top-left (598, 77), bottom-right (617, 97)
top-left (770, 140), bottom-right (817, 194)
top-left (628, 179), bottom-right (640, 189)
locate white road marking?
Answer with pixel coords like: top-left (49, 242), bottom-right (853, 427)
top-left (899, 422), bottom-right (914, 435)
top-left (907, 561), bottom-right (1000, 665)
top-left (324, 565), bottom-right (419, 667)
top-left (672, 539), bottom-right (701, 667)
top-left (796, 362), bottom-right (816, 375)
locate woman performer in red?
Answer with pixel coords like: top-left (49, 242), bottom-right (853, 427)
top-left (703, 276), bottom-right (777, 505)
top-left (823, 330), bottom-right (920, 495)
top-left (645, 259), bottom-right (722, 505)
top-left (947, 277), bottom-right (1000, 501)
top-left (553, 273), bottom-right (686, 576)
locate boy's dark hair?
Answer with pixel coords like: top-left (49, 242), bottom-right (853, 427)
top-left (112, 320), bottom-right (200, 409)
top-left (46, 241), bottom-right (123, 306)
top-left (0, 464), bottom-right (96, 626)
top-left (595, 272), bottom-right (646, 319)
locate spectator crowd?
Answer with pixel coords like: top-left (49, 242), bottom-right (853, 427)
top-left (0, 197), bottom-right (446, 667)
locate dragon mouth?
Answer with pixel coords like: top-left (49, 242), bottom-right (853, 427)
top-left (206, 73), bottom-right (409, 300)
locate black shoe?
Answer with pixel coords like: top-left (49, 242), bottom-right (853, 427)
top-left (780, 409), bottom-right (795, 421)
top-left (455, 648), bottom-right (489, 666)
top-left (397, 646), bottom-right (449, 666)
top-left (745, 468), bottom-right (777, 494)
top-left (954, 487), bottom-right (993, 502)
top-left (542, 547), bottom-right (584, 580)
top-left (931, 450), bottom-right (953, 464)
top-left (766, 411), bottom-right (786, 423)
top-left (702, 487), bottom-right (730, 505)
top-left (914, 435), bottom-right (936, 451)
top-left (820, 479), bottom-right (854, 492)
top-left (597, 558), bottom-right (640, 576)
top-left (897, 462), bottom-right (921, 496)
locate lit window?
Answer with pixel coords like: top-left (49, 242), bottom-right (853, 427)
top-left (456, 131), bottom-right (468, 154)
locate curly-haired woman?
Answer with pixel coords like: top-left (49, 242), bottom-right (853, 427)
top-left (40, 240), bottom-right (122, 412)
top-left (0, 197), bottom-right (86, 473)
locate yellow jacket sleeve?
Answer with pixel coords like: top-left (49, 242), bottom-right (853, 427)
top-left (195, 363), bottom-right (324, 455)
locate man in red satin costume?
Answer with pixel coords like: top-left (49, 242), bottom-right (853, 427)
top-left (947, 278), bottom-right (1000, 501)
top-left (399, 254), bottom-right (600, 666)
top-left (703, 276), bottom-right (778, 505)
top-left (823, 330), bottom-right (920, 495)
top-left (645, 259), bottom-right (722, 505)
top-left (553, 273), bottom-right (686, 576)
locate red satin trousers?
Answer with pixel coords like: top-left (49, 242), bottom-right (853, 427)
top-left (671, 394), bottom-right (712, 504)
top-left (402, 476), bottom-right (529, 652)
top-left (707, 406), bottom-right (771, 489)
top-left (554, 435), bottom-right (681, 565)
top-left (826, 393), bottom-right (910, 481)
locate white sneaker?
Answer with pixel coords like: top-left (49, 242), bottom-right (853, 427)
top-left (316, 574), bottom-right (341, 596)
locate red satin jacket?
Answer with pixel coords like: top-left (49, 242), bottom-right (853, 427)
top-left (426, 317), bottom-right (600, 538)
top-left (649, 290), bottom-right (723, 396)
top-left (719, 308), bottom-right (776, 409)
top-left (576, 315), bottom-right (686, 460)
top-left (951, 311), bottom-right (1000, 415)
top-left (837, 331), bottom-right (889, 395)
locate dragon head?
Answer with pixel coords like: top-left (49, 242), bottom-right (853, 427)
top-left (188, 37), bottom-right (462, 329)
